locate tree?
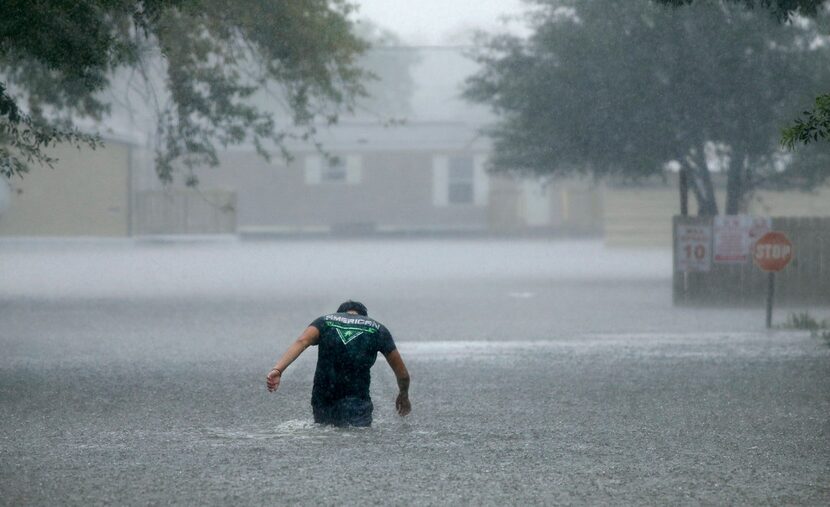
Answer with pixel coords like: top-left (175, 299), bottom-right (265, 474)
top-left (464, 0), bottom-right (830, 215)
top-left (656, 0), bottom-right (830, 149)
top-left (0, 0), bottom-right (370, 185)
top-left (658, 0), bottom-right (827, 19)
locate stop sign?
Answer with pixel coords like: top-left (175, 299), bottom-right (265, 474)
top-left (753, 231), bottom-right (793, 272)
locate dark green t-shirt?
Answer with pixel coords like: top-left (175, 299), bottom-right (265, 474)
top-left (309, 313), bottom-right (396, 406)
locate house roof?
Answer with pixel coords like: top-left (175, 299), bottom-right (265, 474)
top-left (265, 120), bottom-right (491, 153)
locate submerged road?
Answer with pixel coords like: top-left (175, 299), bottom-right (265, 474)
top-left (1, 239), bottom-right (828, 505)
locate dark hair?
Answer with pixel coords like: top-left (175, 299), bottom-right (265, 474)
top-left (337, 300), bottom-right (368, 316)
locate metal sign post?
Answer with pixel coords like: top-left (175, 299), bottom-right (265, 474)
top-left (766, 272), bottom-right (775, 329)
top-left (753, 231), bottom-right (794, 329)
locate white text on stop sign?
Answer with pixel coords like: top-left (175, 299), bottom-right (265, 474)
top-left (755, 243), bottom-right (791, 260)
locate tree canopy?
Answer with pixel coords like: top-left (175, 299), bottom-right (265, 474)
top-left (657, 0), bottom-right (830, 149)
top-left (0, 0), bottom-right (370, 185)
top-left (464, 0), bottom-right (830, 215)
top-left (658, 0), bottom-right (828, 19)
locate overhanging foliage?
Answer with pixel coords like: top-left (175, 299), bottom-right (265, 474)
top-left (0, 0), bottom-right (370, 184)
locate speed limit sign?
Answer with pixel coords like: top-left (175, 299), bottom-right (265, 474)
top-left (676, 224), bottom-right (712, 272)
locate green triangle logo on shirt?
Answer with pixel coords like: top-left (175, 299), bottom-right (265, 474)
top-left (336, 327), bottom-right (364, 345)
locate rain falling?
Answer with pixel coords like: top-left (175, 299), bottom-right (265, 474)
top-left (1, 0), bottom-right (829, 504)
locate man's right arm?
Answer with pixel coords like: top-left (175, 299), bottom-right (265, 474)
top-left (266, 325), bottom-right (320, 392)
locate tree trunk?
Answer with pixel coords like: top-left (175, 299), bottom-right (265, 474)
top-left (696, 164), bottom-right (719, 216)
top-left (684, 163), bottom-right (708, 212)
top-left (725, 150), bottom-right (745, 215)
top-left (685, 147), bottom-right (718, 216)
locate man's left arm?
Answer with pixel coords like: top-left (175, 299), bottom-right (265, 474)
top-left (383, 349), bottom-right (411, 416)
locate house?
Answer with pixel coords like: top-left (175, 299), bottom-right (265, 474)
top-left (196, 121), bottom-right (492, 235)
top-left (126, 118), bottom-right (603, 237)
top-left (0, 133), bottom-right (138, 237)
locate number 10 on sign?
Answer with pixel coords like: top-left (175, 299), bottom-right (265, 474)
top-left (676, 224), bottom-right (712, 272)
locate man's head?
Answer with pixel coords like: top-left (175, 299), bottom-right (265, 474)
top-left (337, 300), bottom-right (368, 316)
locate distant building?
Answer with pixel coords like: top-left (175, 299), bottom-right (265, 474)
top-left (127, 119), bottom-right (603, 237)
top-left (6, 127), bottom-right (829, 244)
top-left (0, 120), bottom-right (604, 238)
top-left (0, 134), bottom-right (138, 237)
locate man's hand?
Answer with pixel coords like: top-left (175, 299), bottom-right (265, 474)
top-left (396, 392), bottom-right (411, 416)
top-left (266, 368), bottom-right (281, 392)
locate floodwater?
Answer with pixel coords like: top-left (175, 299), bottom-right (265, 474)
top-left (1, 239), bottom-right (828, 505)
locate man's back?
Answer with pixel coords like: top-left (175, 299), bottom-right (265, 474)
top-left (309, 312), bottom-right (396, 406)
top-left (265, 301), bottom-right (410, 427)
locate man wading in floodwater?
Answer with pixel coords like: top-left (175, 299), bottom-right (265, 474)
top-left (265, 301), bottom-right (411, 427)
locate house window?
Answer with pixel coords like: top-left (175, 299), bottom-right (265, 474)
top-left (305, 155), bottom-right (361, 185)
top-left (322, 157), bottom-right (347, 183)
top-left (448, 157), bottom-right (474, 204)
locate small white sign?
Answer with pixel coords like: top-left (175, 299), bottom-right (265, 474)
top-left (677, 224), bottom-right (712, 272)
top-left (713, 215), bottom-right (771, 264)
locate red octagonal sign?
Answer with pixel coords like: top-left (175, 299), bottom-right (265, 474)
top-left (754, 231), bottom-right (793, 272)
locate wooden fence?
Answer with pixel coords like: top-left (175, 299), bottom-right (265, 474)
top-left (673, 215), bottom-right (830, 305)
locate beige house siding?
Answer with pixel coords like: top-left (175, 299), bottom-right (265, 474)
top-left (487, 176), bottom-right (523, 232)
top-left (198, 150), bottom-right (491, 233)
top-left (604, 176), bottom-right (830, 248)
top-left (603, 185), bottom-right (681, 247)
top-left (133, 189), bottom-right (236, 235)
top-left (197, 151), bottom-right (605, 236)
top-left (748, 187), bottom-right (830, 217)
top-left (0, 120), bottom-right (605, 238)
top-left (0, 141), bottom-right (130, 237)
top-left (488, 175), bottom-right (603, 234)
top-left (553, 181), bottom-right (603, 233)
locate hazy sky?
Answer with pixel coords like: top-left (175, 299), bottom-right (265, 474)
top-left (354, 0), bottom-right (529, 45)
